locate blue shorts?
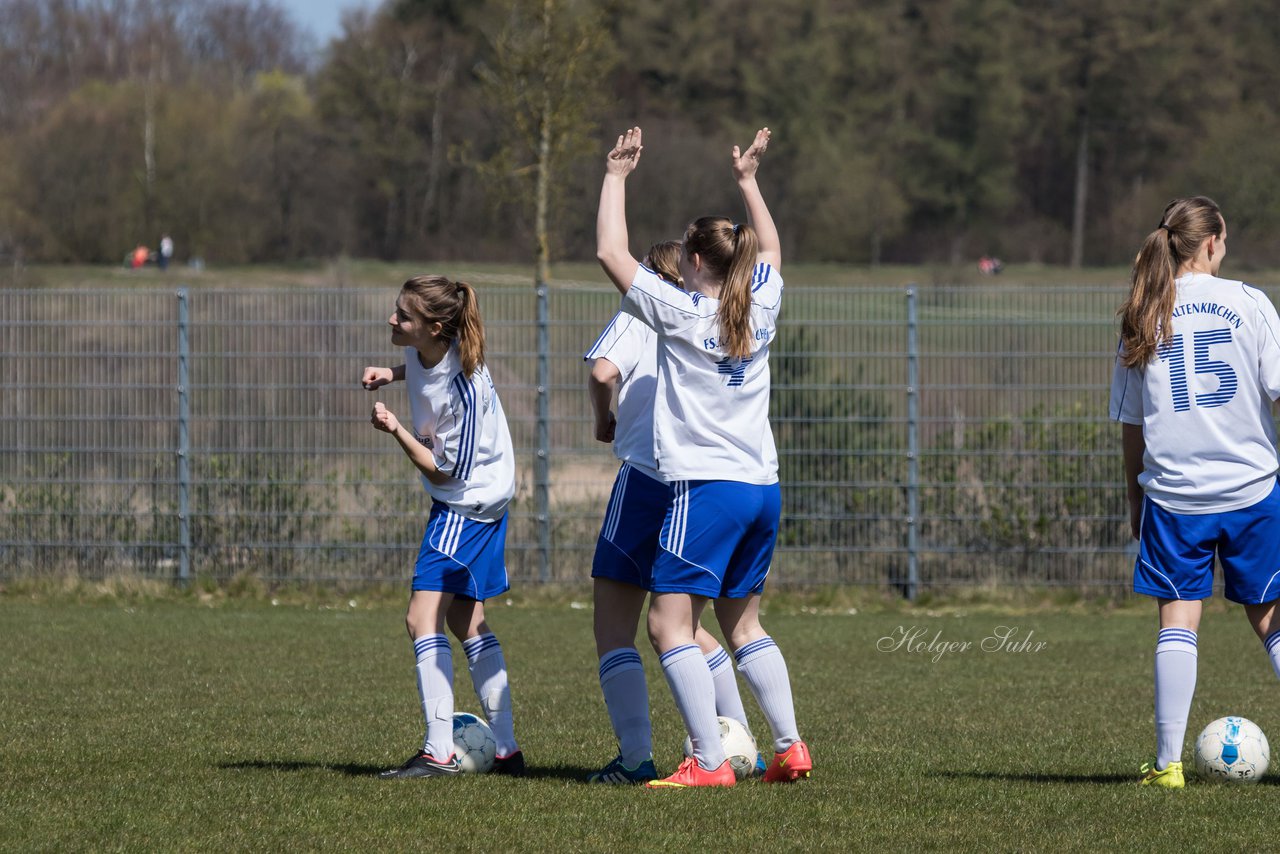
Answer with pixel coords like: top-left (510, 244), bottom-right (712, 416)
top-left (650, 480), bottom-right (781, 599)
top-left (591, 463), bottom-right (670, 589)
top-left (412, 502), bottom-right (510, 601)
top-left (1134, 481), bottom-right (1280, 605)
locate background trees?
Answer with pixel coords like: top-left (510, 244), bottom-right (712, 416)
top-left (3, 0), bottom-right (1280, 268)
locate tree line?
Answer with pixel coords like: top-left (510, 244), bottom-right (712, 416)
top-left (3, 0), bottom-right (1280, 269)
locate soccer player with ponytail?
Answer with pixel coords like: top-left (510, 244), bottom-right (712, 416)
top-left (596, 127), bottom-right (811, 788)
top-left (363, 274), bottom-right (524, 778)
top-left (585, 240), bottom-right (763, 784)
top-left (1111, 197), bottom-right (1280, 788)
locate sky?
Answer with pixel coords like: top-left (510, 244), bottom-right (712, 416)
top-left (276, 0), bottom-right (380, 45)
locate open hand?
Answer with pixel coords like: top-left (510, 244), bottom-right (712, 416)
top-left (732, 127), bottom-right (771, 181)
top-left (605, 127), bottom-right (643, 177)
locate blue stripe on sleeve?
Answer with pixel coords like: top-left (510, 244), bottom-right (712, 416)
top-left (450, 373), bottom-right (477, 481)
top-left (585, 312), bottom-right (626, 360)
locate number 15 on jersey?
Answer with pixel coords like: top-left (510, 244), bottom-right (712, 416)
top-left (1159, 328), bottom-right (1238, 412)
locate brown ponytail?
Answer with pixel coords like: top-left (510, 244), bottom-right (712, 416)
top-left (452, 281), bottom-right (485, 378)
top-left (1118, 196), bottom-right (1223, 368)
top-left (400, 275), bottom-right (488, 377)
top-left (645, 240), bottom-right (684, 288)
top-left (683, 216), bottom-right (760, 359)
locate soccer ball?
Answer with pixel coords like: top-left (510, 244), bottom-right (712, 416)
top-left (1193, 716), bottom-right (1269, 783)
top-left (683, 716), bottom-right (759, 781)
top-left (452, 712), bottom-right (497, 774)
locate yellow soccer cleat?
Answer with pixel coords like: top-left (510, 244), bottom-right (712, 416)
top-left (1140, 760), bottom-right (1185, 789)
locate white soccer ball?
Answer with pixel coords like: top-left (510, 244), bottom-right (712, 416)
top-left (1193, 716), bottom-right (1269, 783)
top-left (683, 716), bottom-right (759, 781)
top-left (452, 712), bottom-right (497, 774)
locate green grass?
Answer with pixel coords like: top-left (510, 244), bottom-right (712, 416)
top-left (17, 257), bottom-right (1280, 292)
top-left (0, 258), bottom-right (1144, 290)
top-left (2, 592), bottom-right (1278, 852)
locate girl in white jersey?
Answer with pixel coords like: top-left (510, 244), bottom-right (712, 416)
top-left (362, 274), bottom-right (524, 779)
top-left (1110, 197), bottom-right (1280, 789)
top-left (596, 127), bottom-right (811, 788)
top-left (585, 241), bottom-right (760, 784)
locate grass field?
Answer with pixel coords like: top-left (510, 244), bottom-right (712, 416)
top-left (11, 258), bottom-right (1142, 289)
top-left (16, 256), bottom-right (1280, 293)
top-left (3, 589), bottom-right (1279, 852)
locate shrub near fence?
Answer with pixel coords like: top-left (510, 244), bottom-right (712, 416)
top-left (1, 283), bottom-right (1151, 591)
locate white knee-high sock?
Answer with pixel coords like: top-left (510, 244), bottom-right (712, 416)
top-left (461, 633), bottom-right (518, 757)
top-left (1155, 628), bottom-right (1198, 770)
top-left (660, 644), bottom-right (724, 771)
top-left (734, 636), bottom-right (800, 753)
top-left (1263, 630), bottom-right (1280, 680)
top-left (705, 644), bottom-right (749, 729)
top-left (598, 647), bottom-right (652, 766)
top-left (413, 634), bottom-right (455, 760)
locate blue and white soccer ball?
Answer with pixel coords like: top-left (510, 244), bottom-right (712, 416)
top-left (1193, 716), bottom-right (1269, 783)
top-left (452, 712), bottom-right (497, 774)
top-left (682, 716), bottom-right (759, 781)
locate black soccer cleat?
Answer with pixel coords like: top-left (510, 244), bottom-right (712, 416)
top-left (493, 750), bottom-right (526, 777)
top-left (379, 750), bottom-right (462, 779)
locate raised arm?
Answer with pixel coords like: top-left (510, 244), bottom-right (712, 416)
top-left (732, 127), bottom-right (780, 271)
top-left (596, 127), bottom-right (643, 294)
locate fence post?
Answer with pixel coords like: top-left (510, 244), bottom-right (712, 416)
top-left (176, 287), bottom-right (191, 586)
top-left (906, 285), bottom-right (920, 600)
top-left (534, 281), bottom-right (552, 582)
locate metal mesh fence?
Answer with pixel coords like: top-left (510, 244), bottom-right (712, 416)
top-left (1, 282), bottom-right (1150, 590)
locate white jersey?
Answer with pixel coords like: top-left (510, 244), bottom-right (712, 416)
top-left (620, 263), bottom-right (781, 484)
top-left (583, 312), bottom-right (662, 481)
top-left (403, 344), bottom-right (516, 521)
top-left (1110, 272), bottom-right (1280, 513)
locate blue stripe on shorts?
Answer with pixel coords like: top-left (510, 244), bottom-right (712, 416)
top-left (1134, 481), bottom-right (1280, 605)
top-left (413, 501), bottom-right (510, 600)
top-left (651, 480), bottom-right (781, 599)
top-left (590, 464), bottom-right (670, 589)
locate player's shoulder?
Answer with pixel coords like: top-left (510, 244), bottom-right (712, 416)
top-left (1235, 279), bottom-right (1271, 301)
top-left (634, 264), bottom-right (698, 302)
top-left (1227, 279), bottom-right (1280, 319)
top-left (586, 312), bottom-right (650, 360)
top-left (751, 261), bottom-right (783, 309)
top-left (752, 261), bottom-right (781, 286)
top-left (449, 361), bottom-right (491, 395)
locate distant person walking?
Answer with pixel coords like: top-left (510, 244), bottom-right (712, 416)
top-left (1111, 196), bottom-right (1280, 789)
top-left (158, 234), bottom-right (174, 271)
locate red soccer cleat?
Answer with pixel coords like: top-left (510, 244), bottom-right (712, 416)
top-left (762, 740), bottom-right (813, 783)
top-left (645, 756), bottom-right (736, 788)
